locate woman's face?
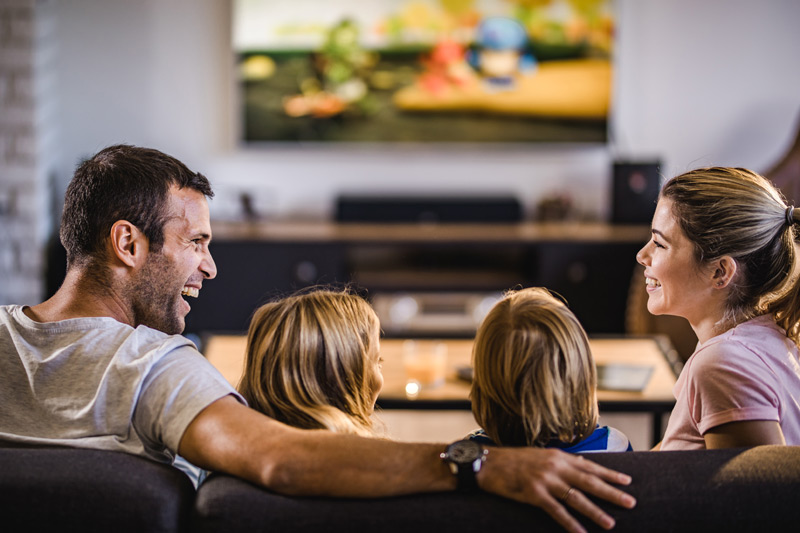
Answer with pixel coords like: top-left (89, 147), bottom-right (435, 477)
top-left (366, 322), bottom-right (384, 411)
top-left (636, 198), bottom-right (716, 325)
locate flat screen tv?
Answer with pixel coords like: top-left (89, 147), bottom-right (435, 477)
top-left (233, 0), bottom-right (614, 144)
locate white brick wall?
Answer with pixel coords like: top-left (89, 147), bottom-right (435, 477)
top-left (0, 0), bottom-right (54, 305)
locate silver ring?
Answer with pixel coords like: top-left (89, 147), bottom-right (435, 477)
top-left (561, 487), bottom-right (575, 502)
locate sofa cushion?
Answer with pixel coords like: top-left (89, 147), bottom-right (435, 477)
top-left (194, 446), bottom-right (800, 533)
top-left (0, 446), bottom-right (195, 533)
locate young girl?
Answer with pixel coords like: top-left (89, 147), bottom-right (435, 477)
top-left (468, 287), bottom-right (632, 452)
top-left (237, 288), bottom-right (384, 437)
top-left (637, 167), bottom-right (800, 450)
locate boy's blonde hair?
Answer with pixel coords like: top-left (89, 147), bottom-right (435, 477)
top-left (238, 288), bottom-right (380, 437)
top-left (470, 287), bottom-right (598, 447)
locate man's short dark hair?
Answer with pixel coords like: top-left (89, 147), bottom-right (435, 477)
top-left (60, 144), bottom-right (214, 268)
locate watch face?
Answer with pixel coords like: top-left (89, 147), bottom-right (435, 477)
top-left (448, 440), bottom-right (482, 463)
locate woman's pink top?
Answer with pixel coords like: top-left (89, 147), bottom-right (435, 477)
top-left (661, 315), bottom-right (800, 450)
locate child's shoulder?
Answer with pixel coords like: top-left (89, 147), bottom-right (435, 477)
top-left (557, 425), bottom-right (632, 453)
top-left (466, 428), bottom-right (497, 446)
top-left (465, 426), bottom-right (633, 452)
top-left (602, 426), bottom-right (634, 452)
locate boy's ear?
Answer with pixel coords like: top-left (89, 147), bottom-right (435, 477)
top-left (711, 256), bottom-right (737, 289)
top-left (109, 220), bottom-right (148, 268)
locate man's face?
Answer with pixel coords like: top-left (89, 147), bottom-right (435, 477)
top-left (128, 186), bottom-right (216, 334)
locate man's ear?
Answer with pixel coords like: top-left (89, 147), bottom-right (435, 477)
top-left (109, 220), bottom-right (148, 268)
top-left (711, 256), bottom-right (737, 289)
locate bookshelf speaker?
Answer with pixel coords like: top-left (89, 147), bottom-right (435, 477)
top-left (611, 161), bottom-right (661, 224)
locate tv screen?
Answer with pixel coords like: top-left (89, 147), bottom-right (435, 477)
top-left (233, 0), bottom-right (614, 143)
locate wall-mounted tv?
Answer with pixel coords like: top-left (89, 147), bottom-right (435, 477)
top-left (233, 0), bottom-right (614, 143)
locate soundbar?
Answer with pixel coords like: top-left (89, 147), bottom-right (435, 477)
top-left (336, 195), bottom-right (523, 223)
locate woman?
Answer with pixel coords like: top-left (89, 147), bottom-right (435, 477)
top-left (637, 167), bottom-right (800, 450)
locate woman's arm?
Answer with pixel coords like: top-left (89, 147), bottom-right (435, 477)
top-left (703, 420), bottom-right (786, 449)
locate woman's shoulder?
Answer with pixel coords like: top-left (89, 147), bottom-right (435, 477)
top-left (688, 315), bottom-right (796, 380)
top-left (699, 315), bottom-right (785, 355)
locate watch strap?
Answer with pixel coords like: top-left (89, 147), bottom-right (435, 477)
top-left (455, 459), bottom-right (480, 491)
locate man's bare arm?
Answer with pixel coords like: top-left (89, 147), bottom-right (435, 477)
top-left (179, 396), bottom-right (635, 533)
top-left (179, 396), bottom-right (455, 497)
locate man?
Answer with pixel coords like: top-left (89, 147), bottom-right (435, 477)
top-left (0, 145), bottom-right (634, 533)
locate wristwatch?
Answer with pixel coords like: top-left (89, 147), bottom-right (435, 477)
top-left (440, 439), bottom-right (488, 492)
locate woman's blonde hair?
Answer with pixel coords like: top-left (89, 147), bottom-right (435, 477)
top-left (238, 288), bottom-right (381, 437)
top-left (470, 287), bottom-right (598, 447)
top-left (662, 167), bottom-right (800, 342)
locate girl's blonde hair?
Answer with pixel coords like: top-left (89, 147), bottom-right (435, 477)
top-left (470, 287), bottom-right (598, 447)
top-left (662, 167), bottom-right (800, 342)
top-left (238, 288), bottom-right (380, 437)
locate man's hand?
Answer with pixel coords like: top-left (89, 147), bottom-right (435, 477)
top-left (478, 447), bottom-right (635, 533)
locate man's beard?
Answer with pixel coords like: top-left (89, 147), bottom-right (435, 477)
top-left (128, 251), bottom-right (184, 335)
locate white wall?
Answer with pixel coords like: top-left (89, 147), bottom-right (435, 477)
top-left (50, 0), bottom-right (800, 221)
top-left (614, 0), bottom-right (800, 177)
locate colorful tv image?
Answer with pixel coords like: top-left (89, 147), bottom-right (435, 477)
top-left (234, 0), bottom-right (614, 143)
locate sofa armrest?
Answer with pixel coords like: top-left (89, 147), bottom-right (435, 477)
top-left (0, 446), bottom-right (195, 533)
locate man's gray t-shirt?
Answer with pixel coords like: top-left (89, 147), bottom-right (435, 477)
top-left (0, 305), bottom-right (242, 464)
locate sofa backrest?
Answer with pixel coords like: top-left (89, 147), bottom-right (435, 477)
top-left (193, 446), bottom-right (800, 533)
top-left (593, 446), bottom-right (800, 532)
top-left (2, 445), bottom-right (799, 532)
top-left (0, 446), bottom-right (195, 533)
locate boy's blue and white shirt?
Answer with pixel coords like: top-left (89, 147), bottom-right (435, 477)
top-left (468, 425), bottom-right (633, 453)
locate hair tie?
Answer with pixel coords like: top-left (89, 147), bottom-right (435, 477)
top-left (787, 206), bottom-right (796, 227)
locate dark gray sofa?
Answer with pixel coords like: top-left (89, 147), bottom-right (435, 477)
top-left (2, 445), bottom-right (798, 532)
